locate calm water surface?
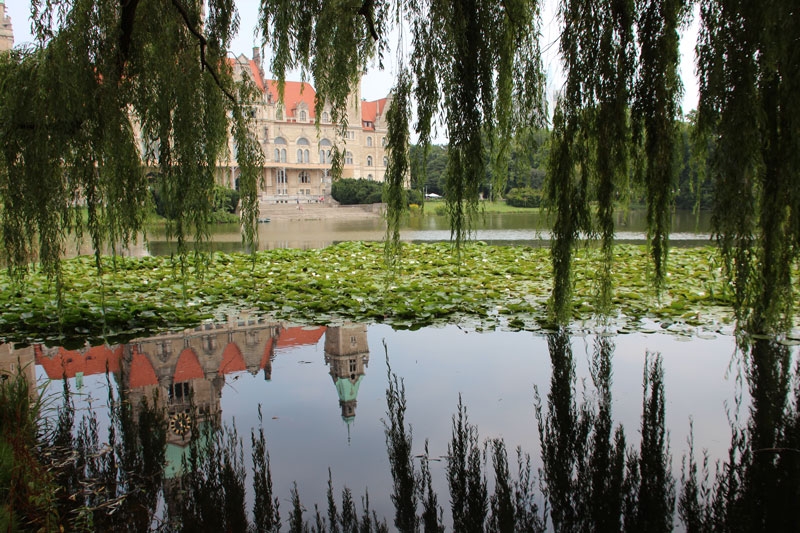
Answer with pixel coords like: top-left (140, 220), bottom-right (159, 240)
top-left (143, 209), bottom-right (713, 255)
top-left (11, 316), bottom-right (794, 529)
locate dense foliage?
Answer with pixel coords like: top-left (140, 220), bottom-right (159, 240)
top-left (331, 178), bottom-right (384, 205)
top-left (505, 187), bottom-right (543, 208)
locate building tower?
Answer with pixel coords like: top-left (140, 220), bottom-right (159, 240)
top-left (0, 0), bottom-right (13, 53)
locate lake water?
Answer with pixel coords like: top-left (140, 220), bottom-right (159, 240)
top-left (8, 209), bottom-right (798, 530)
top-left (144, 209), bottom-right (714, 255)
top-left (8, 316), bottom-right (797, 530)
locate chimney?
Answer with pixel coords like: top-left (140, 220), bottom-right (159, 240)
top-left (253, 46), bottom-right (265, 78)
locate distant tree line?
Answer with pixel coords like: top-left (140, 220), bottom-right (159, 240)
top-left (409, 120), bottom-right (713, 211)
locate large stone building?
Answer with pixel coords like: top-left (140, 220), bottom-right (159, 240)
top-left (222, 51), bottom-right (391, 204)
top-left (0, 0), bottom-right (13, 53)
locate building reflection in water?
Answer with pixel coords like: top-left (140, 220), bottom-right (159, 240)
top-left (0, 342), bottom-right (37, 399)
top-left (324, 323), bottom-right (370, 436)
top-left (29, 317), bottom-right (371, 470)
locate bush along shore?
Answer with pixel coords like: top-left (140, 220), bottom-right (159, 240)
top-left (4, 241), bottom-right (799, 345)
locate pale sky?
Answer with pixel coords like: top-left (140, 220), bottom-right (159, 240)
top-left (6, 0), bottom-right (699, 121)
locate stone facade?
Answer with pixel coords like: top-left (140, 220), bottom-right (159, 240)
top-left (0, 0), bottom-right (13, 53)
top-left (221, 51), bottom-right (391, 204)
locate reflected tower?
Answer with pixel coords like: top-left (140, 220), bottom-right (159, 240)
top-left (324, 323), bottom-right (370, 425)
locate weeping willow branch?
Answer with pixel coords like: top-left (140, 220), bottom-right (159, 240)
top-left (170, 0), bottom-right (238, 105)
top-left (384, 68), bottom-right (411, 270)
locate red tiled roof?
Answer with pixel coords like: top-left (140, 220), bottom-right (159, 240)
top-left (219, 343), bottom-right (246, 375)
top-left (276, 326), bottom-right (327, 349)
top-left (361, 98), bottom-right (388, 123)
top-left (247, 60), bottom-right (266, 92)
top-left (35, 345), bottom-right (121, 379)
top-left (129, 346), bottom-right (159, 388)
top-left (266, 80), bottom-right (316, 120)
top-left (174, 348), bottom-right (204, 383)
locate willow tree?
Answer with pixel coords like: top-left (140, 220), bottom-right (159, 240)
top-left (2, 0), bottom-right (798, 332)
top-left (546, 0), bottom-right (689, 323)
top-left (696, 0), bottom-right (800, 334)
top-left (0, 0), bottom-right (263, 291)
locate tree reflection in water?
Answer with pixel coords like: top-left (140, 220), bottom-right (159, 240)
top-left (8, 324), bottom-right (799, 531)
top-left (680, 336), bottom-right (800, 532)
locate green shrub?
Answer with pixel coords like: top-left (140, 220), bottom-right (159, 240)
top-left (331, 178), bottom-right (385, 205)
top-left (505, 187), bottom-right (542, 208)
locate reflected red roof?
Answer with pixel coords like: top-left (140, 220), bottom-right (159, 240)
top-left (276, 326), bottom-right (326, 349)
top-left (266, 80), bottom-right (316, 120)
top-left (174, 348), bottom-right (204, 382)
top-left (35, 345), bottom-right (121, 379)
top-left (129, 346), bottom-right (159, 388)
top-left (219, 343), bottom-right (246, 375)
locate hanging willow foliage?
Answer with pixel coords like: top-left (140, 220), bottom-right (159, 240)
top-left (1, 0), bottom-right (798, 334)
top-left (696, 0), bottom-right (800, 333)
top-left (547, 0), bottom-right (636, 323)
top-left (383, 68), bottom-right (411, 269)
top-left (632, 0), bottom-right (690, 292)
top-left (0, 0), bottom-right (263, 293)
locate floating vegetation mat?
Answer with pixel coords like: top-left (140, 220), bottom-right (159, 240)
top-left (1, 242), bottom-right (795, 344)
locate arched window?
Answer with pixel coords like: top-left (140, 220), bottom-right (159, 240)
top-left (297, 137), bottom-right (310, 145)
top-left (276, 109), bottom-right (283, 120)
top-left (280, 149), bottom-right (287, 163)
top-left (367, 156), bottom-right (373, 166)
top-left (383, 156), bottom-right (388, 167)
top-left (319, 139), bottom-right (332, 163)
top-left (322, 112), bottom-right (330, 123)
top-left (345, 151), bottom-right (353, 165)
top-left (277, 169), bottom-right (287, 184)
top-left (367, 137), bottom-right (373, 147)
top-left (367, 174), bottom-right (374, 181)
top-left (304, 149), bottom-right (310, 163)
top-left (274, 137), bottom-right (287, 145)
top-left (381, 137), bottom-right (387, 147)
top-left (299, 171), bottom-right (310, 184)
top-left (299, 110), bottom-right (307, 121)
top-left (274, 149), bottom-right (280, 162)
top-left (297, 149), bottom-right (303, 163)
